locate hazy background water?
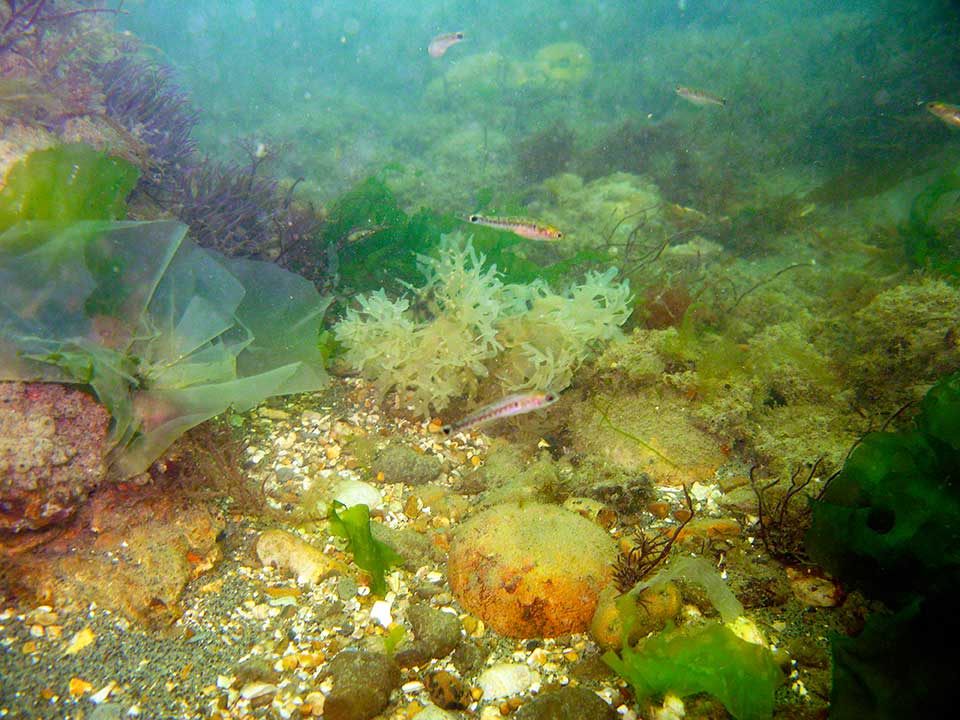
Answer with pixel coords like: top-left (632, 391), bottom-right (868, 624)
top-left (120, 0), bottom-right (960, 216)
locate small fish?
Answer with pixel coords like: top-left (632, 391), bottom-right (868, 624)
top-left (925, 101), bottom-right (960, 129)
top-left (467, 214), bottom-right (564, 240)
top-left (428, 31), bottom-right (464, 59)
top-left (345, 224), bottom-right (391, 245)
top-left (676, 85), bottom-right (727, 107)
top-left (443, 392), bottom-right (559, 435)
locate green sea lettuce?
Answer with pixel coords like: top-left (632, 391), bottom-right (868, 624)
top-left (805, 370), bottom-right (960, 718)
top-left (603, 622), bottom-right (781, 720)
top-left (0, 219), bottom-right (330, 477)
top-left (0, 143), bottom-right (139, 232)
top-left (328, 501), bottom-right (403, 596)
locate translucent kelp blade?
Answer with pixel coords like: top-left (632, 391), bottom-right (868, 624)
top-left (0, 219), bottom-right (331, 478)
top-left (114, 364), bottom-right (302, 477)
top-left (0, 221), bottom-right (184, 378)
top-left (226, 256), bottom-right (331, 395)
top-left (137, 238), bottom-right (247, 376)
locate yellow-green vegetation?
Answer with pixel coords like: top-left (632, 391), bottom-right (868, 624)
top-left (0, 143), bottom-right (139, 232)
top-left (334, 233), bottom-right (631, 415)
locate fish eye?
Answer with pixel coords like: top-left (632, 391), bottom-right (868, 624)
top-left (456, 32), bottom-right (464, 39)
top-left (546, 393), bottom-right (556, 402)
top-left (556, 231), bottom-right (563, 238)
top-left (469, 215), bottom-right (480, 222)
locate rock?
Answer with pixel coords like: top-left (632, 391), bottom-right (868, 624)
top-left (514, 686), bottom-right (617, 720)
top-left (424, 669), bottom-right (472, 710)
top-left (590, 582), bottom-right (681, 650)
top-left (451, 640), bottom-right (488, 678)
top-left (372, 443), bottom-right (442, 486)
top-left (256, 529), bottom-right (344, 584)
top-left (786, 566), bottom-right (844, 607)
top-left (447, 503), bottom-right (618, 637)
top-left (412, 704), bottom-right (460, 720)
top-left (234, 657), bottom-right (280, 685)
top-left (331, 479), bottom-right (383, 509)
top-left (322, 650), bottom-right (400, 720)
top-left (0, 382), bottom-right (110, 531)
top-left (9, 482), bottom-right (222, 625)
top-left (396, 604), bottom-right (462, 666)
top-left (476, 662), bottom-right (538, 700)
top-left (371, 522), bottom-right (441, 569)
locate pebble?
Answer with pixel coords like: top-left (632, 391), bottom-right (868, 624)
top-left (240, 681), bottom-right (277, 700)
top-left (256, 528), bottom-right (344, 584)
top-left (476, 662), bottom-right (539, 700)
top-left (323, 650), bottom-right (400, 720)
top-left (332, 479), bottom-right (383, 509)
top-left (260, 408), bottom-right (291, 420)
top-left (413, 704), bottom-right (460, 720)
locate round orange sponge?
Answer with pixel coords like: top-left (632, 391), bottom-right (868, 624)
top-left (447, 502), bottom-right (618, 638)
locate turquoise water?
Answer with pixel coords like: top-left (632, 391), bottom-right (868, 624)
top-left (120, 0), bottom-right (960, 208)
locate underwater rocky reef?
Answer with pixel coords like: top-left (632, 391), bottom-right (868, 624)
top-left (2, 2), bottom-right (960, 720)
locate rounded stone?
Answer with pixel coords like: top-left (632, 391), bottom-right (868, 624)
top-left (515, 686), bottom-right (618, 720)
top-left (447, 502), bottom-right (618, 638)
top-left (590, 582), bottom-right (682, 650)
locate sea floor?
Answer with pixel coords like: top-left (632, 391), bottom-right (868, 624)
top-left (0, 375), bottom-right (842, 720)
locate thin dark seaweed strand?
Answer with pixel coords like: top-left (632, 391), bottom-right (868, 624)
top-left (175, 158), bottom-right (282, 260)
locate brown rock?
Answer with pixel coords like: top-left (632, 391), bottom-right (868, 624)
top-left (9, 482), bottom-right (223, 624)
top-left (0, 382), bottom-right (110, 532)
top-left (447, 503), bottom-right (618, 638)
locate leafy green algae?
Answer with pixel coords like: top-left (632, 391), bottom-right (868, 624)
top-left (328, 501), bottom-right (402, 597)
top-left (604, 623), bottom-right (781, 720)
top-left (805, 370), bottom-right (960, 719)
top-left (0, 143), bottom-right (139, 231)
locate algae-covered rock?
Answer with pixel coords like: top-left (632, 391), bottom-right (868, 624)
top-left (535, 172), bottom-right (664, 249)
top-left (323, 650), bottom-right (400, 720)
top-left (371, 443), bottom-right (442, 486)
top-left (394, 603), bottom-right (462, 667)
top-left (849, 278), bottom-right (960, 402)
top-left (447, 502), bottom-right (618, 637)
top-left (515, 686), bottom-right (617, 720)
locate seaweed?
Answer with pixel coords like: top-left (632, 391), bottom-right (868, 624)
top-left (328, 501), bottom-right (402, 597)
top-left (805, 370), bottom-right (960, 718)
top-left (0, 218), bottom-right (330, 477)
top-left (751, 459), bottom-right (837, 564)
top-left (0, 143), bottom-right (139, 231)
top-left (604, 557), bottom-right (778, 720)
top-left (613, 485), bottom-right (694, 592)
top-left (899, 170), bottom-right (960, 274)
top-left (96, 56), bottom-right (199, 200)
top-left (604, 622), bottom-right (781, 720)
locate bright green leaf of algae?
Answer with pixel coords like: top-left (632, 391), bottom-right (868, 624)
top-left (328, 502), bottom-right (403, 596)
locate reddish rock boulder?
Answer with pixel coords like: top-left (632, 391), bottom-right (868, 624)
top-left (0, 382), bottom-right (110, 532)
